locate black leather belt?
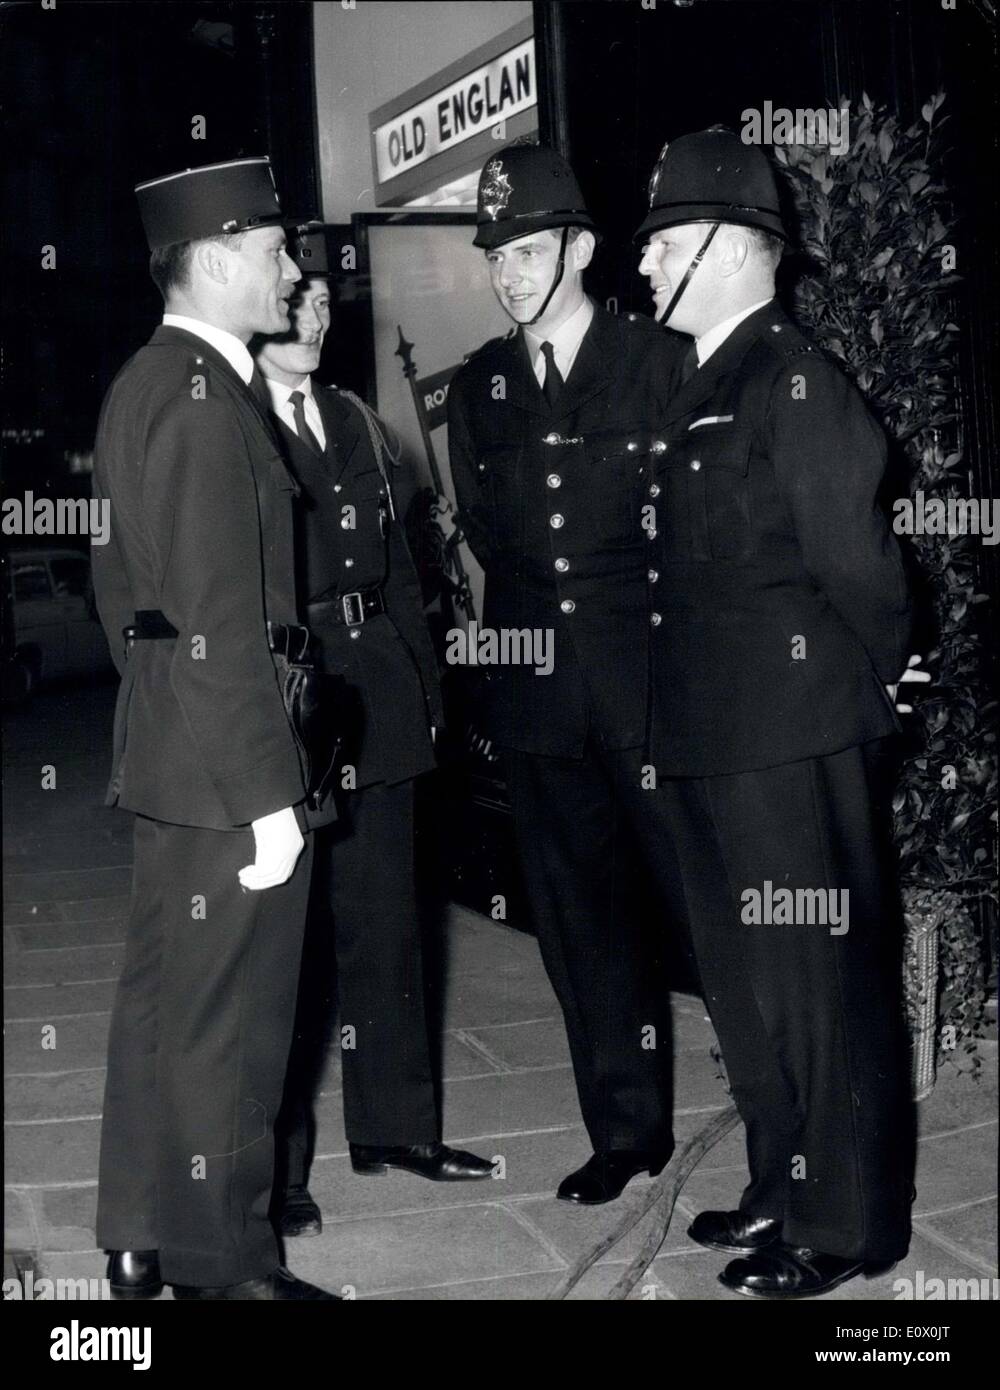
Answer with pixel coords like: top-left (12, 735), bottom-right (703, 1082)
top-left (123, 609), bottom-right (178, 644)
top-left (123, 611), bottom-right (312, 662)
top-left (308, 586), bottom-right (386, 628)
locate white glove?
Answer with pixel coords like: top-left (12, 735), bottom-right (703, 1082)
top-left (886, 653), bottom-right (932, 714)
top-left (238, 806), bottom-right (305, 891)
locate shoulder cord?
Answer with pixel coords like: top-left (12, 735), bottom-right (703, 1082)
top-left (336, 387), bottom-right (399, 520)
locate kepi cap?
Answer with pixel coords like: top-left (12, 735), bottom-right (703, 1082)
top-left (135, 156), bottom-right (284, 251)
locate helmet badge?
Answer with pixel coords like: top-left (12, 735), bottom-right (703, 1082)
top-left (481, 159), bottom-right (512, 221)
top-left (647, 140), bottom-right (670, 207)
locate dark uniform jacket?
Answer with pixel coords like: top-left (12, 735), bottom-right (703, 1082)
top-left (447, 303), bottom-right (685, 757)
top-left (92, 325), bottom-right (306, 830)
top-left (274, 384), bottom-right (442, 790)
top-left (648, 301), bottom-right (913, 777)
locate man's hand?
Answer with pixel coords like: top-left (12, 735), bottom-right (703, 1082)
top-left (238, 806), bottom-right (305, 891)
top-left (887, 653), bottom-right (932, 714)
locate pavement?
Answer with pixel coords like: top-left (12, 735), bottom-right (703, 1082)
top-left (4, 681), bottom-right (997, 1300)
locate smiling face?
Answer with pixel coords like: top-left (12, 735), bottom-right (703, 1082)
top-left (485, 227), bottom-right (591, 335)
top-left (638, 222), bottom-right (719, 336)
top-left (225, 224), bottom-right (302, 337)
top-left (255, 279), bottom-right (331, 386)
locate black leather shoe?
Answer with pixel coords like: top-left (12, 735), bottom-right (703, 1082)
top-left (349, 1141), bottom-right (494, 1181)
top-left (107, 1249), bottom-right (162, 1300)
top-left (172, 1266), bottom-right (340, 1301)
top-left (557, 1149), bottom-right (672, 1205)
top-left (688, 1209), bottom-right (782, 1255)
top-left (277, 1185), bottom-right (322, 1237)
top-left (719, 1243), bottom-right (867, 1299)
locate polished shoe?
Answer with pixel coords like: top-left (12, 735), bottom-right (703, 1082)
top-left (719, 1243), bottom-right (867, 1299)
top-left (277, 1185), bottom-right (322, 1238)
top-left (557, 1149), bottom-right (672, 1205)
top-left (349, 1141), bottom-right (494, 1181)
top-left (107, 1249), bottom-right (163, 1301)
top-left (688, 1209), bottom-right (782, 1255)
top-left (172, 1266), bottom-right (340, 1301)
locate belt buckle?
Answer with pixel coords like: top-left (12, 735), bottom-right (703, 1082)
top-left (341, 591), bottom-right (365, 627)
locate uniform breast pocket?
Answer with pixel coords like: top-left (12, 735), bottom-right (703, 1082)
top-left (477, 445), bottom-right (524, 547)
top-left (666, 425), bottom-right (753, 561)
top-left (584, 433), bottom-right (654, 547)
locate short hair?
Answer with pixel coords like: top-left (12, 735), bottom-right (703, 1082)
top-left (738, 225), bottom-right (784, 269)
top-left (149, 230), bottom-right (247, 299)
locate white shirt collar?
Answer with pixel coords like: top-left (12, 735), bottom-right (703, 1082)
top-left (263, 374), bottom-right (314, 409)
top-left (524, 296), bottom-right (594, 368)
top-left (162, 313), bottom-right (255, 385)
top-left (696, 297), bottom-right (773, 366)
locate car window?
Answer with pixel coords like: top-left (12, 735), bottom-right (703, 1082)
top-left (50, 556), bottom-right (90, 597)
top-left (13, 562), bottom-right (53, 601)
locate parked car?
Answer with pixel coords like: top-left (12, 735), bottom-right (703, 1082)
top-left (3, 547), bottom-right (113, 703)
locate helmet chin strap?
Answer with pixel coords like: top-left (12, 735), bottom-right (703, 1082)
top-left (654, 222), bottom-right (719, 326)
top-left (524, 225), bottom-right (570, 327)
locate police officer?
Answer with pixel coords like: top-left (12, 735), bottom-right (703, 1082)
top-left (637, 128), bottom-right (916, 1296)
top-left (254, 225), bottom-right (493, 1237)
top-left (448, 143), bottom-right (687, 1204)
top-left (92, 159), bottom-right (337, 1299)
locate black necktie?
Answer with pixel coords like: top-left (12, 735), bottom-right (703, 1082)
top-left (540, 340), bottom-right (564, 409)
top-left (289, 388), bottom-right (324, 457)
top-left (681, 343), bottom-right (699, 383)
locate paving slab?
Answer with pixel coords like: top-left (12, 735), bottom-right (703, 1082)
top-left (6, 1014), bottom-right (111, 1075)
top-left (4, 979), bottom-right (117, 1022)
top-left (6, 1118), bottom-right (101, 1186)
top-left (6, 1068), bottom-right (106, 1124)
top-left (278, 1202), bottom-right (562, 1298)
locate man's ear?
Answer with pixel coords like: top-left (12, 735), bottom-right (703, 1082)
top-left (717, 227), bottom-right (750, 279)
top-left (571, 229), bottom-right (596, 272)
top-left (193, 239), bottom-right (231, 287)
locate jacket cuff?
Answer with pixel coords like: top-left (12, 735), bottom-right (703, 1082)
top-left (214, 749), bottom-right (305, 826)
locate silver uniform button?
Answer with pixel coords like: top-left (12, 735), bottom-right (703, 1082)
top-left (349, 629), bottom-right (361, 640)
top-left (651, 440), bottom-right (666, 454)
top-left (334, 484), bottom-right (342, 492)
top-left (544, 431), bottom-right (561, 445)
top-left (650, 612), bottom-right (662, 627)
top-left (547, 473), bottom-right (561, 489)
top-left (648, 568), bottom-right (659, 583)
top-left (344, 558), bottom-right (354, 568)
top-left (626, 441), bottom-right (638, 452)
top-left (647, 528), bottom-right (658, 540)
top-left (549, 513), bottom-right (565, 529)
top-left (560, 599), bottom-right (576, 614)
top-left (690, 459), bottom-right (702, 471)
top-left (649, 484), bottom-right (661, 498)
top-left (554, 557), bottom-right (569, 573)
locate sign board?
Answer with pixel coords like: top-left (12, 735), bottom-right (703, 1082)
top-left (370, 18), bottom-right (537, 206)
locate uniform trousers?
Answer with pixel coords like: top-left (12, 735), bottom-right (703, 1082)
top-left (96, 814), bottom-right (313, 1287)
top-left (506, 738), bottom-right (685, 1155)
top-left (657, 739), bottom-right (913, 1262)
top-left (276, 777), bottom-right (438, 1190)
